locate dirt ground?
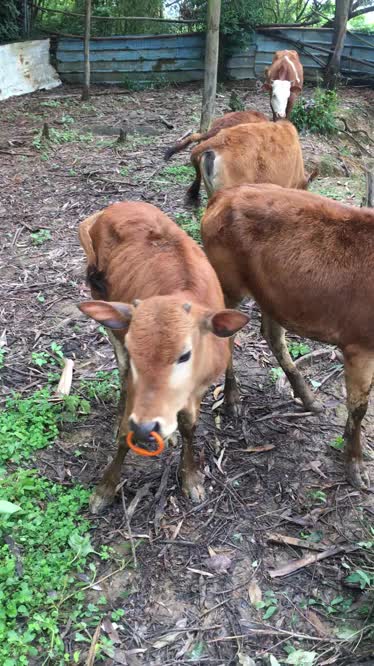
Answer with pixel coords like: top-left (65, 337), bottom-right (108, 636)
top-left (1, 82), bottom-right (374, 666)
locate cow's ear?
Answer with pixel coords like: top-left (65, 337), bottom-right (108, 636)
top-left (290, 83), bottom-right (302, 93)
top-left (203, 309), bottom-right (249, 338)
top-left (261, 82), bottom-right (272, 92)
top-left (78, 300), bottom-right (133, 330)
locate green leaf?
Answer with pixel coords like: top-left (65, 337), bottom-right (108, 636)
top-left (68, 532), bottom-right (94, 557)
top-left (188, 641), bottom-right (205, 660)
top-left (286, 650), bottom-right (317, 665)
top-left (335, 625), bottom-right (358, 640)
top-left (269, 656), bottom-right (281, 666)
top-left (263, 605), bottom-right (277, 620)
top-left (0, 500), bottom-right (21, 514)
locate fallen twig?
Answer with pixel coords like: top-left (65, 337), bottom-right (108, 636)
top-left (266, 531), bottom-right (326, 552)
top-left (85, 621), bottom-right (102, 666)
top-left (125, 482), bottom-right (152, 521)
top-left (154, 452), bottom-right (174, 532)
top-left (159, 115), bottom-right (174, 129)
top-left (268, 544), bottom-right (359, 578)
top-left (55, 358), bottom-right (74, 396)
top-left (121, 487), bottom-right (137, 569)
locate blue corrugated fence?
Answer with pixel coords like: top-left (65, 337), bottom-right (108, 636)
top-left (56, 28), bottom-right (374, 85)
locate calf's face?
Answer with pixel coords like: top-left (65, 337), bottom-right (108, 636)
top-left (79, 298), bottom-right (248, 441)
top-left (263, 80), bottom-right (301, 119)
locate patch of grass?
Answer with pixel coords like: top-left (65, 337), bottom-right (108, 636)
top-left (32, 127), bottom-right (93, 151)
top-left (270, 367), bottom-right (284, 383)
top-left (0, 388), bottom-right (90, 465)
top-left (31, 343), bottom-right (64, 368)
top-left (0, 469), bottom-right (92, 665)
top-left (79, 370), bottom-right (120, 403)
top-left (40, 100), bottom-right (61, 108)
top-left (291, 89), bottom-right (338, 135)
top-left (162, 164), bottom-right (195, 184)
top-left (30, 229), bottom-right (51, 246)
top-left (255, 590), bottom-right (278, 620)
top-left (288, 341), bottom-right (311, 360)
top-left (328, 435), bottom-right (344, 451)
top-left (174, 212), bottom-right (201, 242)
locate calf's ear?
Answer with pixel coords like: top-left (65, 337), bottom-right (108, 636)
top-left (206, 309), bottom-right (249, 338)
top-left (290, 83), bottom-right (301, 93)
top-left (78, 300), bottom-right (133, 330)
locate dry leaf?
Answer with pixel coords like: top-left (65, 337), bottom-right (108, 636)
top-left (206, 554), bottom-right (232, 574)
top-left (238, 653), bottom-right (256, 666)
top-left (102, 617), bottom-right (121, 644)
top-left (213, 385), bottom-right (223, 400)
top-left (212, 397), bottom-right (224, 411)
top-left (207, 546), bottom-right (217, 557)
top-left (244, 445), bottom-right (275, 453)
top-left (305, 609), bottom-right (329, 637)
top-left (248, 580), bottom-right (262, 605)
top-left (152, 618), bottom-right (187, 649)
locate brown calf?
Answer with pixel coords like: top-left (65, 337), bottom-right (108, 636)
top-left (187, 120), bottom-right (314, 205)
top-left (201, 184), bottom-right (374, 490)
top-left (263, 50), bottom-right (303, 121)
top-left (78, 201), bottom-right (248, 512)
top-left (164, 110), bottom-right (268, 161)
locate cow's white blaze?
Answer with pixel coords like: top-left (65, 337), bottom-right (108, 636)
top-left (271, 80), bottom-right (292, 117)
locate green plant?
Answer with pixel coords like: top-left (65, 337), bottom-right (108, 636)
top-left (270, 367), bottom-right (284, 382)
top-left (31, 351), bottom-right (50, 367)
top-left (174, 212), bottom-right (201, 242)
top-left (40, 100), bottom-right (61, 108)
top-left (308, 489), bottom-right (327, 504)
top-left (288, 341), bottom-right (311, 359)
top-left (291, 89), bottom-right (338, 135)
top-left (31, 344), bottom-right (64, 368)
top-left (0, 348), bottom-right (6, 370)
top-left (345, 569), bottom-right (374, 590)
top-left (162, 165), bottom-right (195, 184)
top-left (255, 590), bottom-right (278, 620)
top-left (328, 435), bottom-right (344, 451)
top-left (0, 469), bottom-right (92, 665)
top-left (79, 370), bottom-right (120, 403)
top-left (30, 229), bottom-right (51, 246)
top-left (0, 388), bottom-right (90, 465)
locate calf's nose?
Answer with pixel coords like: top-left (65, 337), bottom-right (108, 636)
top-left (129, 418), bottom-right (160, 442)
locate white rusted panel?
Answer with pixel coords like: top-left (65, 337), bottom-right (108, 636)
top-left (0, 39), bottom-right (61, 101)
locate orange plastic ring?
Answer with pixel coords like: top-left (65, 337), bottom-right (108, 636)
top-left (126, 431), bottom-right (165, 457)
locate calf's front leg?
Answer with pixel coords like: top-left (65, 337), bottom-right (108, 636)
top-left (89, 373), bottom-right (133, 514)
top-left (178, 403), bottom-right (205, 503)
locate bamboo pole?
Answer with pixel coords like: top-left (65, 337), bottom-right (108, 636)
top-left (200, 0), bottom-right (221, 132)
top-left (81, 0), bottom-right (92, 101)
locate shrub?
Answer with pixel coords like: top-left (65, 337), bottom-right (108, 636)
top-left (291, 89), bottom-right (338, 135)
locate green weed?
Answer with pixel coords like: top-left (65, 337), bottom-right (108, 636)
top-left (328, 435), bottom-right (344, 451)
top-left (40, 100), bottom-right (61, 108)
top-left (0, 388), bottom-right (90, 465)
top-left (255, 590), bottom-right (278, 620)
top-left (308, 489), bottom-right (327, 504)
top-left (0, 348), bottom-right (6, 369)
top-left (30, 229), bottom-right (51, 246)
top-left (174, 212), bottom-right (201, 242)
top-left (288, 341), bottom-right (311, 359)
top-left (270, 367), bottom-right (284, 382)
top-left (31, 343), bottom-right (64, 368)
top-left (291, 89), bottom-right (338, 135)
top-left (162, 164), bottom-right (195, 184)
top-left (79, 370), bottom-right (120, 403)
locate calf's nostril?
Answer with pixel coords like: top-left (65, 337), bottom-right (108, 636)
top-left (129, 418), bottom-right (159, 442)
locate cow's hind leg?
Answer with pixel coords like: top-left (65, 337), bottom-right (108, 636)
top-left (89, 373), bottom-right (133, 514)
top-left (343, 347), bottom-right (374, 489)
top-left (261, 313), bottom-right (322, 412)
top-left (178, 402), bottom-right (205, 503)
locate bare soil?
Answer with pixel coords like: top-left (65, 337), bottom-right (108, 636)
top-left (1, 82), bottom-right (373, 666)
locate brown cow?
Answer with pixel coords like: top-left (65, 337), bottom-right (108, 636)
top-left (186, 120), bottom-right (315, 205)
top-left (262, 50), bottom-right (303, 121)
top-left (201, 183), bottom-right (374, 489)
top-left (164, 110), bottom-right (268, 161)
top-left (78, 201), bottom-right (248, 512)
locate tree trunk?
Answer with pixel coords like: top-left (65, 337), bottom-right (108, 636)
top-left (324, 0), bottom-right (352, 89)
top-left (81, 0), bottom-right (92, 101)
top-left (200, 0), bottom-right (221, 132)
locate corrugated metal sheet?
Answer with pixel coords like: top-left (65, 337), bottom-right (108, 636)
top-left (227, 28), bottom-right (374, 81)
top-left (56, 33), bottom-right (205, 85)
top-left (0, 39), bottom-right (60, 101)
top-left (55, 28), bottom-right (374, 86)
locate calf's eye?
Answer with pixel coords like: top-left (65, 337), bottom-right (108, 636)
top-left (177, 350), bottom-right (191, 364)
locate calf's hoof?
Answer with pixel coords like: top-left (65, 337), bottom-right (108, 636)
top-left (89, 486), bottom-right (116, 514)
top-left (182, 470), bottom-right (205, 503)
top-left (346, 460), bottom-right (370, 490)
top-left (225, 399), bottom-right (242, 419)
top-left (304, 396), bottom-right (324, 414)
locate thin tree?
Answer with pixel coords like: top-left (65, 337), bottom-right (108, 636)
top-left (200, 0), bottom-right (221, 132)
top-left (81, 0), bottom-right (92, 101)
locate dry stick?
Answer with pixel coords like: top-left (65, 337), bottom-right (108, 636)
top-left (55, 358), bottom-right (74, 396)
top-left (125, 482), bottom-right (152, 521)
top-left (266, 531), bottom-right (326, 552)
top-left (268, 544), bottom-right (359, 579)
top-left (121, 487), bottom-right (137, 569)
top-left (85, 621), bottom-right (101, 666)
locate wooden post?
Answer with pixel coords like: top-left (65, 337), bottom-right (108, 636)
top-left (81, 0), bottom-right (92, 101)
top-left (200, 0), bottom-right (221, 132)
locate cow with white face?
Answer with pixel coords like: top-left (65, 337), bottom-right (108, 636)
top-left (78, 202), bottom-right (249, 513)
top-left (262, 50), bottom-right (303, 121)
